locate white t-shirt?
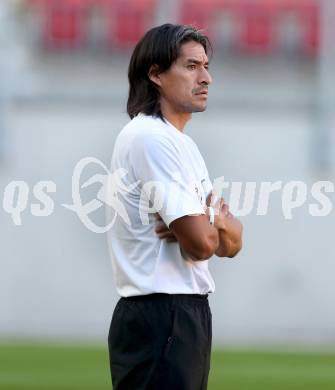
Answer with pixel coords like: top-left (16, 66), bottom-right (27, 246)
top-left (106, 113), bottom-right (215, 297)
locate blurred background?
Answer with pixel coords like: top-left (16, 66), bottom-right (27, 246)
top-left (1, 0), bottom-right (335, 389)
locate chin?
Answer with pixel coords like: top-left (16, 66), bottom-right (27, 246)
top-left (193, 104), bottom-right (207, 113)
top-left (181, 102), bottom-right (207, 113)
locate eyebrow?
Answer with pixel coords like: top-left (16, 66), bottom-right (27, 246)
top-left (185, 58), bottom-right (209, 66)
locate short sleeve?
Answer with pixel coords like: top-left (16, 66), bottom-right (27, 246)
top-left (129, 133), bottom-right (205, 227)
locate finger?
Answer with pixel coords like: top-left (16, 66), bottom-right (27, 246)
top-left (156, 227), bottom-right (170, 235)
top-left (226, 210), bottom-right (234, 219)
top-left (155, 221), bottom-right (168, 233)
top-left (212, 195), bottom-right (224, 208)
top-left (219, 197), bottom-right (226, 207)
top-left (222, 204), bottom-right (229, 216)
top-left (211, 195), bottom-right (224, 215)
top-left (157, 231), bottom-right (176, 240)
top-left (157, 231), bottom-right (174, 238)
top-left (155, 219), bottom-right (166, 227)
top-left (206, 191), bottom-right (213, 206)
top-left (166, 237), bottom-right (177, 243)
top-left (155, 213), bottom-right (162, 221)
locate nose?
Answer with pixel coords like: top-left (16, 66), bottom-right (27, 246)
top-left (198, 67), bottom-right (212, 86)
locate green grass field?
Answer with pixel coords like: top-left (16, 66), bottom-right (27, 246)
top-left (1, 343), bottom-right (335, 389)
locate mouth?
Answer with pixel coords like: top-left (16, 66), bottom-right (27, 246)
top-left (193, 87), bottom-right (208, 96)
top-left (195, 91), bottom-right (208, 97)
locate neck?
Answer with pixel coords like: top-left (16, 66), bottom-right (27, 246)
top-left (160, 101), bottom-right (191, 132)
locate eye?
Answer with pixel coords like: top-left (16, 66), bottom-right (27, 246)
top-left (187, 64), bottom-right (196, 70)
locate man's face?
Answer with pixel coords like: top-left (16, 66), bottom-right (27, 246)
top-left (155, 41), bottom-right (212, 114)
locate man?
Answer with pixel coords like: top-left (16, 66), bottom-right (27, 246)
top-left (107, 23), bottom-right (243, 390)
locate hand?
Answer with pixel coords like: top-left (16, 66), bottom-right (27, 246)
top-left (154, 213), bottom-right (177, 243)
top-left (206, 192), bottom-right (233, 230)
top-left (206, 191), bottom-right (243, 257)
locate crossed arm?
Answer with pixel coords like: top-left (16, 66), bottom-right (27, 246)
top-left (155, 192), bottom-right (243, 260)
top-left (210, 196), bottom-right (243, 258)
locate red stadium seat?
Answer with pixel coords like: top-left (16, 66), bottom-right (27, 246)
top-left (104, 0), bottom-right (157, 49)
top-left (31, 0), bottom-right (89, 49)
top-left (178, 0), bottom-right (217, 38)
top-left (232, 0), bottom-right (279, 55)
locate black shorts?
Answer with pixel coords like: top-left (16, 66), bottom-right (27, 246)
top-left (108, 293), bottom-right (212, 390)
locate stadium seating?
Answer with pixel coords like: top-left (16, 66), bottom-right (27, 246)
top-left (179, 0), bottom-right (217, 37)
top-left (104, 0), bottom-right (157, 48)
top-left (31, 0), bottom-right (89, 49)
top-left (217, 0), bottom-right (319, 56)
top-left (27, 0), bottom-right (320, 56)
top-left (233, 1), bottom-right (279, 54)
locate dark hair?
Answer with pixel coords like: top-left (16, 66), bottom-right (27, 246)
top-left (127, 23), bottom-right (212, 120)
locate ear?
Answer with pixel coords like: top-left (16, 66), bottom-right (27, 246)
top-left (148, 64), bottom-right (162, 88)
